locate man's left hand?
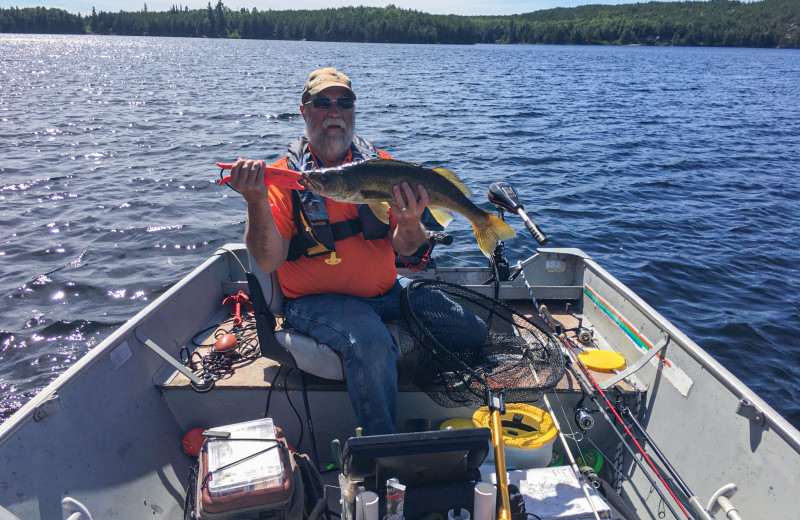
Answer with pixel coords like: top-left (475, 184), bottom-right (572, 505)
top-left (388, 182), bottom-right (429, 256)
top-left (389, 182), bottom-right (429, 226)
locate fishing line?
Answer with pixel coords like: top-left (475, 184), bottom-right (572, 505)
top-left (518, 266), bottom-right (603, 520)
top-left (550, 383), bottom-right (589, 454)
top-left (550, 370), bottom-right (634, 494)
top-left (528, 366), bottom-right (603, 520)
top-left (612, 389), bottom-right (713, 520)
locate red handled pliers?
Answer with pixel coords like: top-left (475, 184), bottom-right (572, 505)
top-left (217, 162), bottom-right (305, 190)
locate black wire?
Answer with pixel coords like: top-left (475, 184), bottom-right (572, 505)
top-left (183, 317), bottom-right (262, 392)
top-left (221, 167), bottom-right (241, 194)
top-left (264, 365), bottom-right (284, 418)
top-left (261, 366), bottom-right (306, 454)
top-left (191, 324), bottom-right (220, 347)
top-left (282, 367), bottom-right (305, 450)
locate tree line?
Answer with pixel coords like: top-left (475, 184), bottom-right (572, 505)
top-left (1, 0), bottom-right (798, 48)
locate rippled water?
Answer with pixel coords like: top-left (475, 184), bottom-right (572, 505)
top-left (1, 35), bottom-right (799, 427)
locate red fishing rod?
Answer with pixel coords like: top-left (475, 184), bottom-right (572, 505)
top-left (614, 393), bottom-right (714, 520)
top-left (496, 182), bottom-right (696, 519)
top-left (556, 331), bottom-right (692, 519)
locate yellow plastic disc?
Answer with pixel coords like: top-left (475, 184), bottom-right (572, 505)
top-left (578, 350), bottom-right (626, 372)
top-left (439, 418), bottom-right (475, 430)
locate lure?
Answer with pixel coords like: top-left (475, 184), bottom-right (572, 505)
top-left (216, 162), bottom-right (305, 190)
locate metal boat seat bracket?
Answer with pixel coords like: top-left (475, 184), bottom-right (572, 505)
top-left (600, 336), bottom-right (669, 390)
top-left (134, 329), bottom-right (205, 386)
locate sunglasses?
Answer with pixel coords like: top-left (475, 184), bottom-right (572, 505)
top-left (307, 97), bottom-right (355, 110)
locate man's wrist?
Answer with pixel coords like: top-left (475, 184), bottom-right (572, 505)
top-left (394, 222), bottom-right (427, 252)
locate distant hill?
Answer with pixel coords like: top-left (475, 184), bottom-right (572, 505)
top-left (1, 0), bottom-right (798, 48)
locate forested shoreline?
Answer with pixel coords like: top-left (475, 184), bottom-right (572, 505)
top-left (1, 0), bottom-right (798, 48)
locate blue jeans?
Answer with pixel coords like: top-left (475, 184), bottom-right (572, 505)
top-left (283, 278), bottom-right (405, 435)
top-left (283, 276), bottom-right (488, 436)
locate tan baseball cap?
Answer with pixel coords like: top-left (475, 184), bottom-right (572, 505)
top-left (301, 67), bottom-right (356, 104)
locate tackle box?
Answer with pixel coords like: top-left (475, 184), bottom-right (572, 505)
top-left (195, 417), bottom-right (294, 519)
top-left (339, 428), bottom-right (492, 520)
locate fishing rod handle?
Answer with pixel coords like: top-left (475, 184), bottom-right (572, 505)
top-left (564, 357), bottom-right (596, 398)
top-left (539, 304), bottom-right (562, 335)
top-left (426, 231), bottom-right (453, 245)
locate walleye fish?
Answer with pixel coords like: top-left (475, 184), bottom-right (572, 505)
top-left (300, 158), bottom-right (517, 257)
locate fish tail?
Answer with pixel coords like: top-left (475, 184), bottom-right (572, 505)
top-left (472, 212), bottom-right (517, 257)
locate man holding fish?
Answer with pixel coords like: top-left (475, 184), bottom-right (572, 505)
top-left (229, 68), bottom-right (502, 435)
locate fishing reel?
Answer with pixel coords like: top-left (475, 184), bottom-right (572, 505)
top-left (574, 396), bottom-right (599, 433)
top-left (575, 408), bottom-right (596, 432)
top-left (563, 303), bottom-right (594, 346)
top-left (576, 328), bottom-right (594, 346)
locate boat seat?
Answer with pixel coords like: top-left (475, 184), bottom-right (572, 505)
top-left (246, 253), bottom-right (345, 380)
top-left (246, 252), bottom-right (401, 382)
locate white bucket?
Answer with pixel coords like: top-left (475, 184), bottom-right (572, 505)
top-left (473, 404), bottom-right (557, 470)
top-left (494, 436), bottom-right (556, 470)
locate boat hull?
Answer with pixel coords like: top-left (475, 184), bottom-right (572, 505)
top-left (1, 244), bottom-right (798, 519)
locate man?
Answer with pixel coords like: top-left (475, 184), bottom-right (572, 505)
top-left (229, 68), bottom-right (431, 435)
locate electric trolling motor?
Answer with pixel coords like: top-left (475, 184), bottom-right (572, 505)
top-left (486, 182), bottom-right (549, 283)
top-left (488, 182), bottom-right (548, 246)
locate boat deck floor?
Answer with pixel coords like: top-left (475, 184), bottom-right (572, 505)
top-left (163, 304), bottom-right (630, 520)
top-left (159, 304), bottom-right (638, 395)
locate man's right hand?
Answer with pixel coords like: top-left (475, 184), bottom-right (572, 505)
top-left (230, 158), bottom-right (269, 204)
top-left (233, 158), bottom-right (290, 273)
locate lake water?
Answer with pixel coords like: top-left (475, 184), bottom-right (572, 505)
top-left (1, 34), bottom-right (799, 428)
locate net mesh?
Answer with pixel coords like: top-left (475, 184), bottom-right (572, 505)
top-left (398, 279), bottom-right (564, 408)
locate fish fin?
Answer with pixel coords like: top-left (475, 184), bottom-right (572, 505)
top-left (429, 208), bottom-right (454, 228)
top-left (432, 167), bottom-right (474, 197)
top-left (369, 202), bottom-right (391, 224)
top-left (473, 212), bottom-right (517, 258)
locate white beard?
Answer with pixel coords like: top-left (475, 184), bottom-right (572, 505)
top-left (306, 113), bottom-right (356, 163)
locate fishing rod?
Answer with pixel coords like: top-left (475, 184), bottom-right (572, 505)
top-left (513, 252), bottom-right (688, 520)
top-left (614, 394), bottom-right (715, 520)
top-left (555, 331), bottom-right (691, 520)
top-left (486, 184), bottom-right (601, 520)
top-left (493, 182), bottom-right (687, 519)
top-left (526, 363), bottom-right (605, 520)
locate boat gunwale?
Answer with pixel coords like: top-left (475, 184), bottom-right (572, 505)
top-left (0, 245), bottom-right (235, 442)
top-left (581, 255), bottom-right (800, 452)
top-left (3, 243), bottom-right (798, 455)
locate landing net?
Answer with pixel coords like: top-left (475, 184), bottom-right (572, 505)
top-left (398, 279), bottom-right (564, 408)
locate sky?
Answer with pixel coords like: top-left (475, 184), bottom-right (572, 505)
top-left (3, 0), bottom-right (645, 17)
